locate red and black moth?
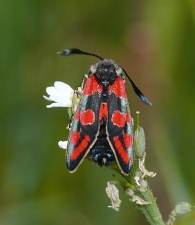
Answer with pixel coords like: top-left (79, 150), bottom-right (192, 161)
top-left (58, 48), bottom-right (151, 175)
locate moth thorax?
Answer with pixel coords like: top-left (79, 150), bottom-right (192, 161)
top-left (91, 59), bottom-right (122, 85)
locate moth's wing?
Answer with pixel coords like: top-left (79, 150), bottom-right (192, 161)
top-left (106, 77), bottom-right (134, 175)
top-left (66, 75), bottom-right (103, 172)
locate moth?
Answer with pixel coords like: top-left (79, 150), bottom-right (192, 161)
top-left (58, 48), bottom-right (151, 175)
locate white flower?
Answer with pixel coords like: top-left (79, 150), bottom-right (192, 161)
top-left (43, 81), bottom-right (74, 108)
top-left (58, 140), bottom-right (68, 149)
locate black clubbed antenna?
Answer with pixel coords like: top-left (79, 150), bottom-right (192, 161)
top-left (58, 48), bottom-right (151, 105)
top-left (122, 68), bottom-right (152, 105)
top-left (57, 48), bottom-right (104, 61)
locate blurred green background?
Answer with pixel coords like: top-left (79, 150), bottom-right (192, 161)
top-left (1, 0), bottom-right (195, 224)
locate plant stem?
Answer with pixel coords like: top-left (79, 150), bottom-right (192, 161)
top-left (136, 188), bottom-right (165, 225)
top-left (114, 171), bottom-right (165, 225)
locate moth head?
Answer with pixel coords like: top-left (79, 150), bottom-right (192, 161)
top-left (90, 59), bottom-right (123, 84)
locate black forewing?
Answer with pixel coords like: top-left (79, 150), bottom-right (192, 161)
top-left (106, 80), bottom-right (134, 175)
top-left (66, 75), bottom-right (103, 172)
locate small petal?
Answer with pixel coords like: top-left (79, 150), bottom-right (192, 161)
top-left (47, 96), bottom-right (71, 105)
top-left (43, 95), bottom-right (53, 101)
top-left (46, 103), bottom-right (64, 108)
top-left (126, 188), bottom-right (151, 205)
top-left (43, 81), bottom-right (74, 108)
top-left (46, 86), bottom-right (58, 96)
top-left (58, 141), bottom-right (68, 149)
top-left (139, 152), bottom-right (156, 178)
top-left (54, 82), bottom-right (73, 95)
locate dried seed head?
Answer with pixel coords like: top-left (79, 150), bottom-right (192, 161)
top-left (106, 182), bottom-right (121, 212)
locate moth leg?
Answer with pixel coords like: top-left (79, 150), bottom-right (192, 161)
top-left (72, 74), bottom-right (88, 111)
top-left (80, 74), bottom-right (88, 90)
top-left (67, 74), bottom-right (88, 130)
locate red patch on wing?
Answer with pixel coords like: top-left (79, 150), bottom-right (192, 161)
top-left (124, 133), bottom-right (133, 148)
top-left (80, 109), bottom-right (95, 125)
top-left (75, 109), bottom-right (80, 121)
top-left (70, 131), bottom-right (80, 145)
top-left (99, 103), bottom-right (108, 121)
top-left (70, 135), bottom-right (90, 160)
top-left (125, 112), bottom-right (131, 124)
top-left (83, 75), bottom-right (102, 96)
top-left (99, 105), bottom-right (103, 121)
top-left (113, 136), bottom-right (130, 164)
top-left (108, 77), bottom-right (126, 98)
top-left (111, 110), bottom-right (125, 127)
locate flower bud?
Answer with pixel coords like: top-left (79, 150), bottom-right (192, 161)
top-left (175, 202), bottom-right (192, 214)
top-left (134, 126), bottom-right (146, 158)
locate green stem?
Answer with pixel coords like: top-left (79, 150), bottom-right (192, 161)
top-left (114, 171), bottom-right (165, 225)
top-left (136, 189), bottom-right (165, 225)
top-left (110, 112), bottom-right (165, 224)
